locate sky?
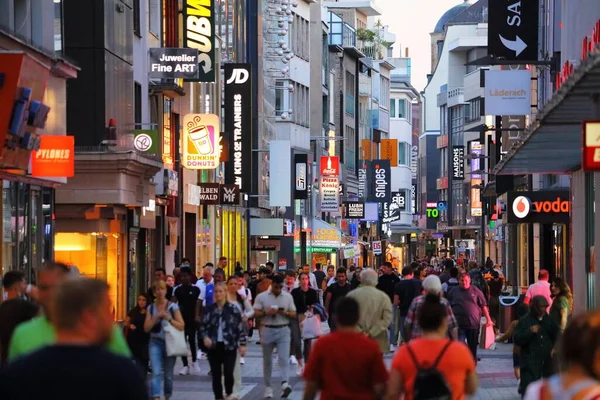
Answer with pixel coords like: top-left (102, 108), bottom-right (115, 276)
top-left (375, 0), bottom-right (466, 91)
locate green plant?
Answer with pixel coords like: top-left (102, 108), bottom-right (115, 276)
top-left (356, 28), bottom-right (376, 43)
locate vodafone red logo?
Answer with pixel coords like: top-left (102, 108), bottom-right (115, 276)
top-left (512, 196), bottom-right (531, 219)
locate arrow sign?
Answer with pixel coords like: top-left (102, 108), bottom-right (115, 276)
top-left (499, 35), bottom-right (528, 57)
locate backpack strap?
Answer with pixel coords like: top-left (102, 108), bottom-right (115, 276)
top-left (431, 340), bottom-right (453, 369)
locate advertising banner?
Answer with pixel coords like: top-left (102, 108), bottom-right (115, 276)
top-left (269, 140), bottom-right (291, 207)
top-left (583, 121), bottom-right (600, 171)
top-left (31, 136), bottom-right (74, 178)
top-left (294, 153), bottom-right (308, 199)
top-left (183, 0), bottom-right (215, 82)
top-left (320, 156), bottom-right (340, 176)
top-left (358, 161), bottom-right (368, 200)
top-left (367, 159), bottom-right (391, 204)
top-left (411, 184), bottom-right (417, 214)
top-left (220, 184), bottom-right (240, 205)
top-left (394, 191), bottom-right (406, 212)
top-left (380, 139), bottom-right (398, 167)
top-left (470, 142), bottom-right (483, 216)
top-left (452, 145), bottom-right (465, 180)
top-left (197, 183), bottom-right (220, 205)
top-left (132, 129), bottom-right (158, 154)
top-left (343, 202), bottom-right (365, 219)
top-left (224, 63), bottom-right (252, 192)
top-left (319, 177), bottom-right (339, 213)
top-left (485, 70), bottom-right (531, 116)
top-left (148, 48), bottom-right (200, 79)
top-left (506, 191), bottom-right (570, 224)
top-left (488, 0), bottom-right (539, 61)
top-left (382, 200), bottom-right (401, 224)
top-left (182, 114), bottom-right (220, 170)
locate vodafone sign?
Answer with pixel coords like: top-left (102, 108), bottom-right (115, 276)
top-left (507, 191), bottom-right (570, 224)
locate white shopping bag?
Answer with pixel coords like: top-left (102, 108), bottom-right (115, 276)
top-left (301, 311), bottom-right (323, 339)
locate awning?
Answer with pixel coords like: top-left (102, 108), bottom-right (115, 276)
top-left (494, 49), bottom-right (600, 175)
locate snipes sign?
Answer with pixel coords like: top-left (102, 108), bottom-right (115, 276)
top-left (507, 191), bottom-right (570, 224)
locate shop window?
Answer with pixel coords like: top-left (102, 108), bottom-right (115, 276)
top-left (55, 232), bottom-right (123, 319)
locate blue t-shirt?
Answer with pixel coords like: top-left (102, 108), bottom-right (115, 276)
top-left (205, 283), bottom-right (215, 306)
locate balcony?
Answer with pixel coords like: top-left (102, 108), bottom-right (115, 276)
top-left (447, 87), bottom-right (465, 108)
top-left (328, 13), bottom-right (356, 49)
top-left (437, 91), bottom-right (447, 107)
top-left (345, 93), bottom-right (355, 115)
top-left (463, 69), bottom-right (484, 101)
top-left (370, 109), bottom-right (379, 130)
top-left (359, 73), bottom-right (371, 97)
top-left (378, 108), bottom-right (389, 133)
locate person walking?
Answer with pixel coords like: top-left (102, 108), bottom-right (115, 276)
top-left (301, 264), bottom-right (318, 290)
top-left (147, 268), bottom-right (174, 303)
top-left (199, 282), bottom-right (247, 400)
top-left (523, 269), bottom-right (553, 311)
top-left (347, 269), bottom-right (393, 354)
top-left (446, 273), bottom-right (493, 362)
top-left (173, 267), bottom-right (201, 375)
top-left (313, 264), bottom-right (326, 304)
top-left (404, 275), bottom-right (458, 342)
top-left (523, 311), bottom-right (600, 399)
top-left (303, 297), bottom-right (388, 400)
top-left (441, 267), bottom-right (460, 297)
top-left (0, 278), bottom-right (148, 400)
top-left (144, 280), bottom-right (185, 400)
top-left (376, 262), bottom-right (400, 351)
top-left (0, 271), bottom-right (39, 367)
top-left (290, 272), bottom-right (319, 375)
top-left (253, 274), bottom-right (297, 398)
top-left (324, 267), bottom-right (352, 331)
top-left (8, 262), bottom-right (130, 362)
top-left (515, 295), bottom-right (560, 396)
top-left (393, 266), bottom-right (422, 344)
top-left (549, 277), bottom-right (573, 332)
top-left (124, 294), bottom-right (151, 376)
top-left (387, 293), bottom-right (478, 400)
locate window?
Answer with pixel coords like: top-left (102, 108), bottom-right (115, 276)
top-left (345, 71), bottom-right (355, 115)
top-left (133, 0), bottom-right (141, 36)
top-left (390, 99), bottom-right (396, 118)
top-left (398, 142), bottom-right (409, 166)
top-left (149, 0), bottom-right (160, 37)
top-left (291, 14), bottom-right (310, 61)
top-left (134, 82), bottom-right (142, 127)
top-left (397, 99), bottom-right (407, 119)
top-left (275, 80), bottom-right (289, 117)
top-left (54, 1), bottom-right (63, 51)
top-left (345, 126), bottom-right (356, 171)
top-left (380, 77), bottom-right (390, 109)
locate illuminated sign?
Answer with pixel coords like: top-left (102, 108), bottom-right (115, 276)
top-left (367, 160), bottom-right (391, 203)
top-left (294, 247), bottom-right (337, 253)
top-left (31, 136), bottom-right (74, 178)
top-left (320, 156), bottom-right (340, 176)
top-left (183, 0), bottom-right (215, 82)
top-left (556, 19), bottom-right (600, 90)
top-left (507, 191), bottom-right (570, 224)
top-left (426, 201), bottom-right (447, 219)
top-left (294, 153), bottom-right (307, 199)
top-left (583, 121), bottom-right (600, 171)
top-left (380, 139), bottom-right (398, 167)
top-left (132, 129), bottom-right (158, 154)
top-left (452, 146), bottom-right (465, 180)
top-left (148, 48), bottom-right (200, 79)
top-left (311, 228), bottom-right (341, 248)
top-left (343, 202), bottom-right (365, 219)
top-left (470, 142), bottom-right (483, 216)
top-left (182, 114), bottom-right (220, 169)
top-left (319, 177), bottom-right (339, 212)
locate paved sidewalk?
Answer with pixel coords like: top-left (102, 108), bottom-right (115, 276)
top-left (170, 338), bottom-right (519, 400)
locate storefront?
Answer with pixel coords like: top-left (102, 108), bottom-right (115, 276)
top-left (219, 205), bottom-right (248, 276)
top-left (309, 218), bottom-right (343, 269)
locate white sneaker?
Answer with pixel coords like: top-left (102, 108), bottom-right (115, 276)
top-left (296, 364), bottom-right (304, 376)
top-left (289, 355), bottom-right (298, 365)
top-left (240, 357), bottom-right (245, 365)
top-left (192, 361), bottom-right (201, 374)
top-left (264, 387), bottom-right (274, 398)
top-left (200, 352), bottom-right (208, 360)
top-left (281, 382), bottom-right (292, 398)
top-left (179, 366), bottom-right (190, 375)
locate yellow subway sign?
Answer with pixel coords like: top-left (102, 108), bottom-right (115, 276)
top-left (183, 0), bottom-right (215, 82)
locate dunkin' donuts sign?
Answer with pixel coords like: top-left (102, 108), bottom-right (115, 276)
top-left (507, 191), bottom-right (570, 224)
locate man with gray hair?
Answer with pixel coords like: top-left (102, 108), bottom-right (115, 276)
top-left (404, 274), bottom-right (458, 342)
top-left (346, 268), bottom-right (393, 353)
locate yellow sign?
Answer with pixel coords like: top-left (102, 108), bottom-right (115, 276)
top-left (380, 139), bottom-right (399, 167)
top-left (182, 114), bottom-right (220, 169)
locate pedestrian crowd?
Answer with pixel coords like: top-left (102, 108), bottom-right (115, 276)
top-left (0, 254), bottom-right (599, 400)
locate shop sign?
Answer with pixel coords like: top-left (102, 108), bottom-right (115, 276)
top-left (278, 259), bottom-right (287, 271)
top-left (436, 177), bottom-right (448, 190)
top-left (487, 0), bottom-right (539, 61)
top-left (269, 140), bottom-right (291, 207)
top-left (394, 191), bottom-right (406, 212)
top-left (426, 201), bottom-right (447, 219)
top-left (183, 0), bottom-right (215, 82)
top-left (339, 183), bottom-right (344, 199)
top-left (506, 191), bottom-right (570, 224)
top-left (411, 184), bottom-right (417, 213)
top-left (132, 129), bottom-right (158, 154)
top-left (294, 153), bottom-right (308, 199)
top-left (164, 170), bottom-right (179, 196)
top-left (220, 184), bottom-right (240, 205)
top-left (452, 146), bottom-right (465, 180)
top-left (294, 247), bottom-right (337, 253)
top-left (31, 136), bottom-right (74, 178)
top-left (358, 162), bottom-right (368, 199)
top-left (372, 240), bottom-right (382, 255)
top-left (583, 121), bottom-right (600, 171)
top-left (148, 48), bottom-right (200, 79)
top-left (182, 114), bottom-right (220, 170)
top-left (380, 139), bottom-right (398, 167)
top-left (361, 202), bottom-right (379, 222)
top-left (501, 115), bottom-right (525, 155)
top-left (342, 244), bottom-right (359, 259)
top-left (470, 142), bottom-right (483, 216)
top-left (485, 70), bottom-right (531, 116)
top-left (367, 159), bottom-right (391, 204)
top-left (319, 177), bottom-right (339, 213)
top-left (343, 201), bottom-right (365, 219)
top-left (382, 199), bottom-right (401, 224)
top-left (556, 19), bottom-right (600, 90)
top-left (320, 156), bottom-right (340, 176)
top-left (224, 63), bottom-right (252, 192)
top-left (411, 145), bottom-right (418, 180)
top-left (311, 227), bottom-right (341, 248)
top-left (197, 183), bottom-right (220, 204)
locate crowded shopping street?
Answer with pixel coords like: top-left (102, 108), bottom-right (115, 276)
top-left (4, 0), bottom-right (600, 398)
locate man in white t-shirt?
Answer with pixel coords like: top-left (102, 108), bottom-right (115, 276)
top-left (523, 269), bottom-right (553, 311)
top-left (195, 265), bottom-right (215, 307)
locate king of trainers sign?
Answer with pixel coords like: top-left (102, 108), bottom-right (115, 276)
top-left (149, 48), bottom-right (200, 79)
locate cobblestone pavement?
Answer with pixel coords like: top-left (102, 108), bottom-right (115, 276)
top-left (169, 335), bottom-right (520, 400)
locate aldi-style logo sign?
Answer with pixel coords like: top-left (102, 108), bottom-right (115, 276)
top-left (31, 136), bottom-right (74, 178)
top-left (488, 0), bottom-right (539, 61)
top-left (320, 156), bottom-right (340, 176)
top-left (452, 146), bottom-right (465, 180)
top-left (148, 48), bottom-right (200, 79)
top-left (182, 114), bottom-right (220, 169)
top-left (583, 121), bottom-right (600, 171)
top-left (507, 191), bottom-right (570, 224)
top-left (183, 0), bottom-right (215, 82)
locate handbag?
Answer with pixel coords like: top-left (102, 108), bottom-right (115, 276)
top-left (479, 322), bottom-right (496, 350)
top-left (163, 305), bottom-right (187, 357)
top-left (301, 311), bottom-right (322, 339)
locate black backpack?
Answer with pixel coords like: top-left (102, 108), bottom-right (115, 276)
top-left (406, 340), bottom-right (453, 400)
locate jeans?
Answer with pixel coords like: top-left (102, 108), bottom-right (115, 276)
top-left (458, 328), bottom-right (480, 362)
top-left (181, 324), bottom-right (198, 367)
top-left (261, 326), bottom-right (291, 388)
top-left (398, 315), bottom-right (407, 343)
top-left (207, 342), bottom-right (237, 399)
top-left (389, 307), bottom-right (398, 346)
top-left (149, 339), bottom-right (177, 398)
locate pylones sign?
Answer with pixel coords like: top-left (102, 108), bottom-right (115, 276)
top-left (183, 0), bottom-right (215, 82)
top-left (224, 63), bottom-right (252, 192)
top-left (182, 114), bottom-right (220, 170)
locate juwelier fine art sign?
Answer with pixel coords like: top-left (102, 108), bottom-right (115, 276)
top-left (148, 48), bottom-right (200, 79)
